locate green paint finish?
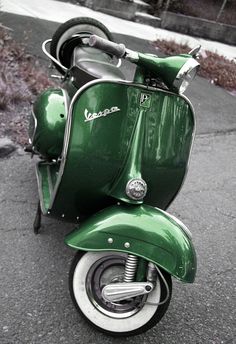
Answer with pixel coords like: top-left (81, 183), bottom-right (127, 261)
top-left (137, 54), bottom-right (192, 90)
top-left (109, 107), bottom-right (146, 204)
top-left (133, 66), bottom-right (146, 84)
top-left (65, 204), bottom-right (197, 283)
top-left (32, 88), bottom-right (67, 159)
top-left (50, 164), bottom-right (60, 188)
top-left (50, 81), bottom-right (194, 221)
top-left (36, 161), bottom-right (60, 215)
top-left (36, 163), bottom-right (51, 213)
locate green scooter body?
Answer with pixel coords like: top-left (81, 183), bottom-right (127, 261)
top-left (65, 204), bottom-right (196, 283)
top-left (34, 80), bottom-right (194, 217)
top-left (33, 78), bottom-right (196, 281)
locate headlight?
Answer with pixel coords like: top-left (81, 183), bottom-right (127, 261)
top-left (173, 58), bottom-right (199, 94)
top-left (137, 53), bottom-right (200, 94)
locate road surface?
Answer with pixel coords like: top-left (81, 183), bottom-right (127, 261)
top-left (0, 9), bottom-right (235, 344)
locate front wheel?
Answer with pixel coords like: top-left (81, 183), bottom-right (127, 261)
top-left (69, 251), bottom-right (172, 336)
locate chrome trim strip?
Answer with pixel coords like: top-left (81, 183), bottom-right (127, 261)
top-left (35, 162), bottom-right (47, 215)
top-left (48, 79), bottom-right (195, 211)
top-left (29, 109), bottom-right (37, 144)
top-left (42, 39), bottom-right (68, 72)
top-left (59, 87), bottom-right (69, 167)
top-left (61, 87), bottom-right (69, 123)
top-left (155, 207), bottom-right (192, 240)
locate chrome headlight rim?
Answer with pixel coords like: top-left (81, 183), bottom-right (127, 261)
top-left (173, 58), bottom-right (200, 94)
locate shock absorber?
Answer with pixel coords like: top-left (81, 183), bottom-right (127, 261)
top-left (123, 254), bottom-right (138, 282)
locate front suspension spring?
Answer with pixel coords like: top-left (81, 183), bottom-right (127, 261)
top-left (123, 254), bottom-right (138, 283)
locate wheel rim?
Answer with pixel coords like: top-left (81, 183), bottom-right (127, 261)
top-left (85, 255), bottom-right (147, 318)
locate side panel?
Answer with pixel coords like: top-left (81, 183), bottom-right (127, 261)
top-left (32, 88), bottom-right (67, 159)
top-left (65, 204), bottom-right (197, 283)
top-left (50, 81), bottom-right (194, 221)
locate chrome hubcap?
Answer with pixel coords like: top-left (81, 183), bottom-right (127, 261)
top-left (85, 255), bottom-right (147, 319)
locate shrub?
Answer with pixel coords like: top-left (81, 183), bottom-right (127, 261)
top-left (146, 0), bottom-right (236, 25)
top-left (0, 24), bottom-right (55, 145)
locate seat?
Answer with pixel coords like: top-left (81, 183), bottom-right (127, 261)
top-left (71, 46), bottom-right (125, 88)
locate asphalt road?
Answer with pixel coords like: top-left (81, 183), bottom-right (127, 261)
top-left (0, 12), bottom-right (236, 344)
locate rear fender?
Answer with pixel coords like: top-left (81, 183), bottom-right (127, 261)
top-left (65, 204), bottom-right (197, 283)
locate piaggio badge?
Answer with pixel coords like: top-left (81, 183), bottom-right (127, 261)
top-left (140, 93), bottom-right (151, 108)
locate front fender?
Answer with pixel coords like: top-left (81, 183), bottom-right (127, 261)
top-left (65, 204), bottom-right (197, 283)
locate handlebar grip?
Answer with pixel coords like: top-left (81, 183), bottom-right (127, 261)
top-left (89, 35), bottom-right (126, 58)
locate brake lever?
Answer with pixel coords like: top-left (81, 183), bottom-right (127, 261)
top-left (188, 45), bottom-right (201, 59)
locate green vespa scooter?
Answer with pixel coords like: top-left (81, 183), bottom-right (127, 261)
top-left (27, 17), bottom-right (200, 336)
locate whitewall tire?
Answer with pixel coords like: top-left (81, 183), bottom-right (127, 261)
top-left (69, 251), bottom-right (172, 336)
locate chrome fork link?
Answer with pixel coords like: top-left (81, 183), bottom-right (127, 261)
top-left (147, 262), bottom-right (158, 283)
top-left (145, 263), bottom-right (170, 306)
top-left (123, 254), bottom-right (138, 283)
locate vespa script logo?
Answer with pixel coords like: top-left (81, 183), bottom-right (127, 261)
top-left (84, 106), bottom-right (121, 122)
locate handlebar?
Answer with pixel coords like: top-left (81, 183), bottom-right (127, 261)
top-left (89, 35), bottom-right (126, 58)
